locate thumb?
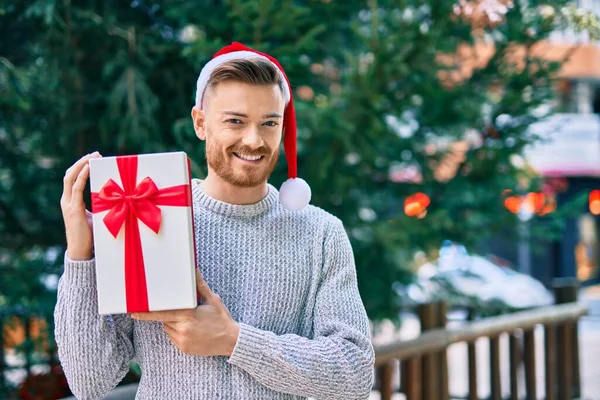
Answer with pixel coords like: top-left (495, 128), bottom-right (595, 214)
top-left (195, 268), bottom-right (217, 305)
top-left (86, 209), bottom-right (94, 229)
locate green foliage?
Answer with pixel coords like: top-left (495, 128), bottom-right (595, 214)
top-left (0, 0), bottom-right (592, 326)
top-left (299, 0), bottom-right (581, 317)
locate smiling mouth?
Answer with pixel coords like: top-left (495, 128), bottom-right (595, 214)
top-left (233, 152), bottom-right (265, 163)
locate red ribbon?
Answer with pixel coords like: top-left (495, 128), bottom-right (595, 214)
top-left (91, 155), bottom-right (191, 313)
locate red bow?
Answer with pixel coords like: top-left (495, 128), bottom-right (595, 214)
top-left (91, 155), bottom-right (191, 313)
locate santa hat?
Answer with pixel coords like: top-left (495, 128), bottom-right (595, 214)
top-left (195, 42), bottom-right (311, 211)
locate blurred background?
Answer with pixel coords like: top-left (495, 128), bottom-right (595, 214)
top-left (1, 0), bottom-right (600, 399)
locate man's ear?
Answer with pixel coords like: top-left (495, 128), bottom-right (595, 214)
top-left (191, 106), bottom-right (207, 140)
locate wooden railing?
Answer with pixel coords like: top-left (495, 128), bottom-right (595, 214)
top-left (374, 280), bottom-right (587, 400)
top-left (2, 281), bottom-right (588, 399)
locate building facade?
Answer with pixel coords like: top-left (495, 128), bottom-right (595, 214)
top-left (519, 0), bottom-right (600, 286)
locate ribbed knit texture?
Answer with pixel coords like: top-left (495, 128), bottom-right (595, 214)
top-left (54, 179), bottom-right (374, 400)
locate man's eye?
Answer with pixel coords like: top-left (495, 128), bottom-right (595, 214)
top-left (264, 121), bottom-right (278, 127)
top-left (226, 119), bottom-right (242, 124)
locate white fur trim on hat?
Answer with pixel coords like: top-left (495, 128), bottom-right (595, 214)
top-left (195, 51), bottom-right (291, 108)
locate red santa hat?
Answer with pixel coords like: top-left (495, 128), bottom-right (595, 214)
top-left (195, 42), bottom-right (311, 211)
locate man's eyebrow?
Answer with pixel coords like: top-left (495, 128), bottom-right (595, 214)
top-left (220, 111), bottom-right (248, 118)
top-left (220, 111), bottom-right (283, 119)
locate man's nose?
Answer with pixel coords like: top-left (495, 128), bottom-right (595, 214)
top-left (241, 126), bottom-right (263, 149)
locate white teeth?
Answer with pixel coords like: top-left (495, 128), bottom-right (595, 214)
top-left (235, 153), bottom-right (262, 161)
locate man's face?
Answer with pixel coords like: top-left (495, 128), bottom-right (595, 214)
top-left (192, 81), bottom-right (285, 188)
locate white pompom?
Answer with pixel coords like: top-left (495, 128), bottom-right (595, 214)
top-left (279, 178), bottom-right (311, 211)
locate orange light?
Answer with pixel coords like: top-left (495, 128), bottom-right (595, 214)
top-left (405, 193), bottom-right (430, 217)
top-left (524, 192), bottom-right (546, 215)
top-left (504, 196), bottom-right (521, 214)
top-left (504, 192), bottom-right (556, 216)
top-left (540, 195), bottom-right (557, 216)
top-left (590, 190), bottom-right (600, 215)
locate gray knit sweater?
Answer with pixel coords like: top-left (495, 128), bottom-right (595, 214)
top-left (54, 179), bottom-right (375, 400)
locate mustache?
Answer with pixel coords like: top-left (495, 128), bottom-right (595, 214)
top-left (229, 145), bottom-right (271, 156)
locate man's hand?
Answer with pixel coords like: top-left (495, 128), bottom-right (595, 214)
top-left (131, 269), bottom-right (240, 357)
top-left (61, 152), bottom-right (102, 260)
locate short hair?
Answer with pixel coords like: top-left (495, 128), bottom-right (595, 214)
top-left (202, 59), bottom-right (286, 106)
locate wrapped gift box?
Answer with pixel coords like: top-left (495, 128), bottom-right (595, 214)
top-left (89, 151), bottom-right (197, 315)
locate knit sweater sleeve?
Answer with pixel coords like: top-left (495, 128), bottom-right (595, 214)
top-left (228, 218), bottom-right (375, 400)
top-left (54, 253), bottom-right (135, 399)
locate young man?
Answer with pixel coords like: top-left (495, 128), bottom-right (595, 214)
top-left (55, 42), bottom-right (374, 399)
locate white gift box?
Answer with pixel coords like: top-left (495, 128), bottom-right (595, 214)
top-left (89, 151), bottom-right (197, 315)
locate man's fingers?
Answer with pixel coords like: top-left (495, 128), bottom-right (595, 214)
top-left (163, 323), bottom-right (178, 337)
top-left (163, 324), bottom-right (179, 347)
top-left (63, 152), bottom-right (94, 186)
top-left (62, 152), bottom-right (100, 203)
top-left (71, 164), bottom-right (90, 200)
top-left (131, 310), bottom-right (181, 322)
top-left (196, 268), bottom-right (217, 304)
top-left (85, 209), bottom-right (94, 228)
